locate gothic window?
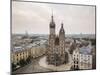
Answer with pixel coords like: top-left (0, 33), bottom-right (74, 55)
top-left (74, 61), bottom-right (75, 64)
top-left (77, 61), bottom-right (78, 64)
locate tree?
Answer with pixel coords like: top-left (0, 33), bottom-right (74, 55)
top-left (19, 59), bottom-right (26, 67)
top-left (26, 56), bottom-right (31, 63)
top-left (11, 63), bottom-right (16, 71)
top-left (65, 52), bottom-right (69, 64)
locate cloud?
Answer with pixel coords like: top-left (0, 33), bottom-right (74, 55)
top-left (12, 1), bottom-right (95, 34)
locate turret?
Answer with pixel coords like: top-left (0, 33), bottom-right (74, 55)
top-left (59, 23), bottom-right (65, 38)
top-left (49, 14), bottom-right (55, 35)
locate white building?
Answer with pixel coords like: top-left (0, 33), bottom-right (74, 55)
top-left (72, 44), bottom-right (92, 70)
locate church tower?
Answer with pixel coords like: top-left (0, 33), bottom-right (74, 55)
top-left (59, 23), bottom-right (65, 53)
top-left (47, 14), bottom-right (56, 64)
top-left (59, 23), bottom-right (66, 64)
top-left (49, 14), bottom-right (55, 52)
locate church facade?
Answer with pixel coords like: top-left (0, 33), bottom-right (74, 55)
top-left (47, 14), bottom-right (66, 66)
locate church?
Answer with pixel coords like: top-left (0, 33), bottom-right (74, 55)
top-left (46, 14), bottom-right (67, 66)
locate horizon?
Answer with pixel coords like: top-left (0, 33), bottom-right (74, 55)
top-left (12, 33), bottom-right (95, 35)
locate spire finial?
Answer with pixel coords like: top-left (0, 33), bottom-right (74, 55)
top-left (61, 22), bottom-right (63, 28)
top-left (51, 9), bottom-right (53, 19)
top-left (51, 9), bottom-right (54, 22)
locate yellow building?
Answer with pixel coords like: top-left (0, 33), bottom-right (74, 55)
top-left (11, 49), bottom-right (30, 65)
top-left (11, 45), bottom-right (46, 65)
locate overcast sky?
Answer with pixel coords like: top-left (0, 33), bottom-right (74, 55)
top-left (12, 1), bottom-right (95, 34)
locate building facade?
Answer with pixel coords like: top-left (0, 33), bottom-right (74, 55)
top-left (72, 48), bottom-right (80, 70)
top-left (79, 46), bottom-right (92, 69)
top-left (12, 45), bottom-right (46, 65)
top-left (11, 49), bottom-right (30, 65)
top-left (72, 45), bottom-right (92, 70)
top-left (47, 14), bottom-right (66, 66)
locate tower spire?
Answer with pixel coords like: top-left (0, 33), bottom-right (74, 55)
top-left (49, 9), bottom-right (55, 34)
top-left (51, 9), bottom-right (53, 22)
top-left (59, 22), bottom-right (65, 34)
top-left (61, 22), bottom-right (63, 28)
top-left (50, 9), bottom-right (55, 28)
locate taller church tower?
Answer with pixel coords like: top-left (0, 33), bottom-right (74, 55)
top-left (47, 14), bottom-right (56, 64)
top-left (49, 14), bottom-right (55, 54)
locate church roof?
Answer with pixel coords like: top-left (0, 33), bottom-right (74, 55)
top-left (55, 36), bottom-right (59, 45)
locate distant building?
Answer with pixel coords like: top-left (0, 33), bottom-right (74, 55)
top-left (47, 14), bottom-right (67, 66)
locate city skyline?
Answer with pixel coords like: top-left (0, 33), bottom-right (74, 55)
top-left (12, 1), bottom-right (95, 34)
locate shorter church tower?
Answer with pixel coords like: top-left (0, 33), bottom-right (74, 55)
top-left (59, 23), bottom-right (66, 64)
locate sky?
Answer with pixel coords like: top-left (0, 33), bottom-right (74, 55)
top-left (12, 1), bottom-right (95, 34)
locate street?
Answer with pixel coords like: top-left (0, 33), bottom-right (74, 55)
top-left (12, 55), bottom-right (52, 74)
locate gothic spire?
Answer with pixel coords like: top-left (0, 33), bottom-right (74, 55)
top-left (59, 22), bottom-right (65, 34)
top-left (50, 10), bottom-right (55, 28)
top-left (61, 22), bottom-right (64, 29)
top-left (51, 14), bottom-right (53, 22)
top-left (51, 9), bottom-right (54, 22)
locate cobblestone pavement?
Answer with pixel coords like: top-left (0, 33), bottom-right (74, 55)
top-left (12, 55), bottom-right (52, 74)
